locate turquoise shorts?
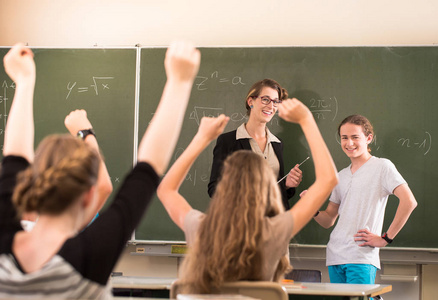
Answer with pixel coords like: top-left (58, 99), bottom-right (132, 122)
top-left (328, 264), bottom-right (378, 284)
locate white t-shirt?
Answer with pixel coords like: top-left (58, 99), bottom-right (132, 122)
top-left (326, 156), bottom-right (406, 269)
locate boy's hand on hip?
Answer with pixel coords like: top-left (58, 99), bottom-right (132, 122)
top-left (354, 228), bottom-right (388, 248)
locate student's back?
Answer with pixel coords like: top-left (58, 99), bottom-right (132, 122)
top-left (0, 139), bottom-right (161, 298)
top-left (183, 151), bottom-right (293, 285)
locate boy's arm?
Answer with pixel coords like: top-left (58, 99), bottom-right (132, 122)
top-left (355, 183), bottom-right (417, 247)
top-left (314, 201), bottom-right (340, 229)
top-left (386, 183), bottom-right (418, 239)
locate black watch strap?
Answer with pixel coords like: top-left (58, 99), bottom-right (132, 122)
top-left (381, 232), bottom-right (393, 244)
top-left (77, 128), bottom-right (96, 140)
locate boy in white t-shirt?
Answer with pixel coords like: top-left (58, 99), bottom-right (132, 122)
top-left (314, 115), bottom-right (417, 289)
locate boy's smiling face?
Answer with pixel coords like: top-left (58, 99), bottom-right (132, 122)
top-left (340, 123), bottom-right (373, 160)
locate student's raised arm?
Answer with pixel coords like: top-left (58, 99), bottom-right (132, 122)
top-left (3, 44), bottom-right (36, 162)
top-left (64, 109), bottom-right (113, 226)
top-left (157, 115), bottom-right (229, 229)
top-left (278, 99), bottom-right (338, 237)
top-left (137, 41), bottom-right (200, 175)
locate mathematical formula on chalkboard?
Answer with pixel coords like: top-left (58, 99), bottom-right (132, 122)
top-left (4, 77), bottom-right (431, 166)
top-left (0, 78), bottom-right (125, 184)
top-left (66, 77), bottom-right (115, 99)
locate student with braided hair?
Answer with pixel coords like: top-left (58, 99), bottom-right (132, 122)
top-left (0, 41), bottom-right (200, 299)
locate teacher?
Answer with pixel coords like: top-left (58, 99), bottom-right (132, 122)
top-left (208, 78), bottom-right (303, 209)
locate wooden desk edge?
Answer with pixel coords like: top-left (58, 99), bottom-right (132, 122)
top-left (283, 283), bottom-right (392, 297)
top-left (370, 284), bottom-right (392, 297)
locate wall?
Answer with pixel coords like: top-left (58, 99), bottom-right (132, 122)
top-left (1, 0), bottom-right (438, 47)
top-left (2, 1), bottom-right (438, 299)
top-left (114, 244), bottom-right (179, 277)
top-left (423, 265), bottom-right (438, 299)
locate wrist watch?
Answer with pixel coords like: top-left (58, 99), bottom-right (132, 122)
top-left (381, 232), bottom-right (393, 244)
top-left (77, 128), bottom-right (96, 140)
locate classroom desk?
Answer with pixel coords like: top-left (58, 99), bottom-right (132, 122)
top-left (111, 276), bottom-right (392, 300)
top-left (111, 276), bottom-right (175, 298)
top-left (111, 276), bottom-right (175, 290)
top-left (284, 282), bottom-right (392, 300)
top-left (113, 298), bottom-right (169, 300)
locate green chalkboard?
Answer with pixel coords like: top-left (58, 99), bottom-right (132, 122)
top-left (1, 46), bottom-right (436, 248)
top-left (137, 47), bottom-right (437, 249)
top-left (0, 47), bottom-right (137, 204)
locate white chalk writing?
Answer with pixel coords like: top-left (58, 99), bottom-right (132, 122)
top-left (306, 96), bottom-right (338, 121)
top-left (397, 131), bottom-right (432, 155)
top-left (189, 106), bottom-right (224, 125)
top-left (1, 81), bottom-right (12, 132)
top-left (66, 76), bottom-right (115, 99)
top-left (195, 71), bottom-right (245, 91)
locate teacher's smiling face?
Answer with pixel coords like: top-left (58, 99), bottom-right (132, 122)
top-left (247, 87), bottom-right (279, 123)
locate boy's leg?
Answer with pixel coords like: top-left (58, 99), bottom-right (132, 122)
top-left (328, 265), bottom-right (347, 283)
top-left (345, 265), bottom-right (381, 300)
top-left (344, 264), bottom-right (378, 284)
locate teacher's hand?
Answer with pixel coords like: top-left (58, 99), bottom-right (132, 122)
top-left (286, 164), bottom-right (303, 188)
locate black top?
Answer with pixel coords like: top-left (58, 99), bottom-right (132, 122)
top-left (208, 130), bottom-right (295, 210)
top-left (0, 155), bottom-right (159, 299)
